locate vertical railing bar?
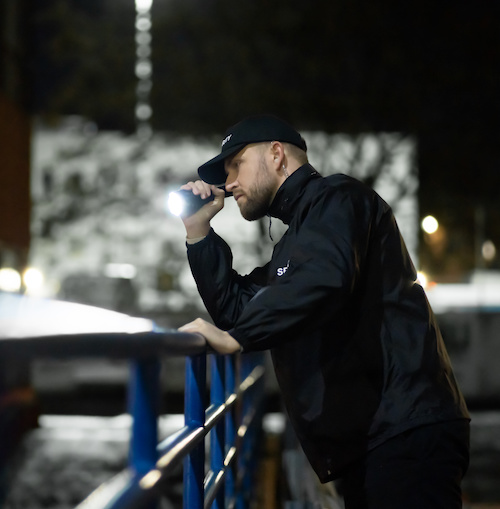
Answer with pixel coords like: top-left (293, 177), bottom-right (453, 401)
top-left (128, 358), bottom-right (161, 509)
top-left (236, 355), bottom-right (249, 509)
top-left (210, 354), bottom-right (226, 509)
top-left (236, 353), bottom-right (265, 509)
top-left (183, 354), bottom-right (207, 509)
top-left (225, 355), bottom-right (236, 504)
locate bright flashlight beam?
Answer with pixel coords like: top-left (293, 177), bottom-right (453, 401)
top-left (167, 190), bottom-right (216, 217)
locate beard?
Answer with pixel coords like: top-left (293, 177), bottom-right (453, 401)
top-left (238, 157), bottom-right (276, 221)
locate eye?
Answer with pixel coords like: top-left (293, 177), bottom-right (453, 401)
top-left (228, 161), bottom-right (240, 173)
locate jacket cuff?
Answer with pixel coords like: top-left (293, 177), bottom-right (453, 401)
top-left (185, 227), bottom-right (214, 249)
top-left (228, 327), bottom-right (247, 353)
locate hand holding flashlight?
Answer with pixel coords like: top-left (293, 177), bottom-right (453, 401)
top-left (168, 181), bottom-right (226, 239)
top-left (168, 188), bottom-right (216, 217)
top-left (168, 181), bottom-right (227, 216)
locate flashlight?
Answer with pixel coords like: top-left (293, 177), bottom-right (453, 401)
top-left (167, 188), bottom-right (231, 216)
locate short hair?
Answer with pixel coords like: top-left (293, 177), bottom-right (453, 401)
top-left (284, 142), bottom-right (309, 165)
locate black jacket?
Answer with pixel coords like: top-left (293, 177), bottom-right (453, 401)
top-left (187, 164), bottom-right (469, 481)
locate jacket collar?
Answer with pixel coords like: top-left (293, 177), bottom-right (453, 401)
top-left (268, 164), bottom-right (321, 224)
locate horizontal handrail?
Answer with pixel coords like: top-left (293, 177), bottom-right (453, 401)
top-left (0, 330), bottom-right (207, 359)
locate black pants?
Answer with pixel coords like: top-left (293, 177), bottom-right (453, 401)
top-left (338, 420), bottom-right (470, 509)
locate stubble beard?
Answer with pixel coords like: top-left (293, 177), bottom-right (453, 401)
top-left (238, 157), bottom-right (275, 221)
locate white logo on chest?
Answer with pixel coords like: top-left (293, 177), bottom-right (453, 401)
top-left (277, 260), bottom-right (290, 277)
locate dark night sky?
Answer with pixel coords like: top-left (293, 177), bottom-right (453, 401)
top-left (27, 0), bottom-right (500, 276)
top-left (29, 1), bottom-right (500, 133)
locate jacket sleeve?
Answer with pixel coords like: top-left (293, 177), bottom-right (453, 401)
top-left (187, 228), bottom-right (269, 330)
top-left (228, 189), bottom-right (376, 351)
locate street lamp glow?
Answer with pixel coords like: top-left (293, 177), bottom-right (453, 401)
top-left (135, 0), bottom-right (153, 141)
top-left (23, 267), bottom-right (45, 293)
top-left (416, 271), bottom-right (428, 288)
top-left (482, 240), bottom-right (496, 262)
top-left (421, 215), bottom-right (439, 234)
top-left (0, 268), bottom-right (22, 292)
top-left (135, 0), bottom-right (152, 12)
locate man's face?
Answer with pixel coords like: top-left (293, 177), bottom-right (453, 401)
top-left (224, 144), bottom-right (278, 221)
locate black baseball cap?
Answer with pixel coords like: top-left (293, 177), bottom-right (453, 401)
top-left (198, 114), bottom-right (307, 185)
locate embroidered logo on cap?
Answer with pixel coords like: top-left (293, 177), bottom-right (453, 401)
top-left (221, 134), bottom-right (232, 147)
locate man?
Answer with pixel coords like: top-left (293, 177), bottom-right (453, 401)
top-left (177, 114), bottom-right (470, 508)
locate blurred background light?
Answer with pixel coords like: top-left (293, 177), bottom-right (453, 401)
top-left (135, 17), bottom-right (151, 32)
top-left (23, 267), bottom-right (45, 294)
top-left (134, 0), bottom-right (153, 143)
top-left (104, 263), bottom-right (137, 279)
top-left (135, 0), bottom-right (153, 13)
top-left (0, 268), bottom-right (22, 292)
top-left (421, 215), bottom-right (439, 234)
top-left (416, 271), bottom-right (428, 288)
top-left (135, 61), bottom-right (152, 79)
top-left (135, 103), bottom-right (152, 120)
top-left (482, 240), bottom-right (496, 262)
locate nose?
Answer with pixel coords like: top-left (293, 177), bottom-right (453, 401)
top-left (225, 172), bottom-right (237, 192)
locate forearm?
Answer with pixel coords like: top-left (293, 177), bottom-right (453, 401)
top-left (187, 229), bottom-right (266, 329)
top-left (183, 216), bottom-right (211, 240)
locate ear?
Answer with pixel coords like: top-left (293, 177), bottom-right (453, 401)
top-left (269, 141), bottom-right (286, 171)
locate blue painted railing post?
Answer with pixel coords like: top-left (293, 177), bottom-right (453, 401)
top-left (183, 354), bottom-right (207, 509)
top-left (210, 355), bottom-right (226, 509)
top-left (236, 353), bottom-right (265, 509)
top-left (225, 355), bottom-right (236, 505)
top-left (128, 358), bottom-right (161, 509)
top-left (236, 356), bottom-right (250, 509)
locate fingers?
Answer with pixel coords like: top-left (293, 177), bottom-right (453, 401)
top-left (210, 185), bottom-right (226, 208)
top-left (181, 181), bottom-right (215, 200)
top-left (180, 181), bottom-right (225, 213)
top-left (178, 317), bottom-right (204, 332)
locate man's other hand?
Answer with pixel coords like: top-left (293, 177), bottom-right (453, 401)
top-left (179, 318), bottom-right (241, 354)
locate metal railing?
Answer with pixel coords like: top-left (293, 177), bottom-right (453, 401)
top-left (0, 294), bottom-right (267, 509)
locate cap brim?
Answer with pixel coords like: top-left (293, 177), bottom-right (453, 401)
top-left (198, 143), bottom-right (247, 185)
